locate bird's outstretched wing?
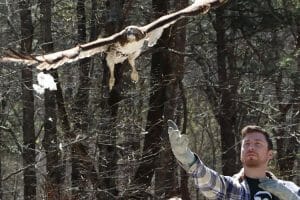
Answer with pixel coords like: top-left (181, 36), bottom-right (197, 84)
top-left (0, 0), bottom-right (226, 72)
top-left (0, 31), bottom-right (126, 70)
top-left (142, 0), bottom-right (221, 31)
top-left (141, 0), bottom-right (226, 46)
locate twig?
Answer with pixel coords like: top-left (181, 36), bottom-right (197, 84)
top-left (0, 125), bottom-right (22, 153)
top-left (2, 164), bottom-right (32, 181)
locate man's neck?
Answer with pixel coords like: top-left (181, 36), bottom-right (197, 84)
top-left (243, 166), bottom-right (267, 179)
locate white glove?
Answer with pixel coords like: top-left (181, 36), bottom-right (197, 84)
top-left (259, 178), bottom-right (300, 200)
top-left (168, 120), bottom-right (196, 167)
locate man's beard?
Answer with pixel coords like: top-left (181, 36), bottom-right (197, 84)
top-left (242, 155), bottom-right (268, 167)
top-left (244, 159), bottom-right (261, 167)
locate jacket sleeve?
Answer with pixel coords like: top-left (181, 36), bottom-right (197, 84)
top-left (280, 180), bottom-right (300, 197)
top-left (187, 155), bottom-right (243, 199)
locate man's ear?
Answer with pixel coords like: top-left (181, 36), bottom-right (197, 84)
top-left (268, 150), bottom-right (273, 160)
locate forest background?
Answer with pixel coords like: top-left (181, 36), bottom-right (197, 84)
top-left (0, 0), bottom-right (299, 199)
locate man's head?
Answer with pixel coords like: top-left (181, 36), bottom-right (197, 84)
top-left (240, 125), bottom-right (273, 168)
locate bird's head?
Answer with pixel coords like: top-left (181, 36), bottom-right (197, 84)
top-left (123, 26), bottom-right (146, 42)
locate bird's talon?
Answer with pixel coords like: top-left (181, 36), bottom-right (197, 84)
top-left (131, 71), bottom-right (139, 83)
top-left (109, 78), bottom-right (115, 91)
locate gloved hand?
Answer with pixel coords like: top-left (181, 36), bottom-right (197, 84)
top-left (259, 178), bottom-right (300, 200)
top-left (168, 120), bottom-right (196, 168)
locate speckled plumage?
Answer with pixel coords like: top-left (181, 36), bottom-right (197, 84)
top-left (1, 0), bottom-right (226, 90)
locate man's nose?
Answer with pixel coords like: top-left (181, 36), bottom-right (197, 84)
top-left (248, 144), bottom-right (255, 151)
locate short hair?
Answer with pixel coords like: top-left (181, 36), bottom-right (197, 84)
top-left (241, 125), bottom-right (273, 150)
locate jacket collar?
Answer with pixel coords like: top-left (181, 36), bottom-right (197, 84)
top-left (233, 168), bottom-right (278, 183)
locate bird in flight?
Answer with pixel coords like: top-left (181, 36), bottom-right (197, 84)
top-left (0, 0), bottom-right (226, 90)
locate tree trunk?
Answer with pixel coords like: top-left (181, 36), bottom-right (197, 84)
top-left (175, 2), bottom-right (190, 199)
top-left (274, 26), bottom-right (300, 180)
top-left (0, 138), bottom-right (1, 200)
top-left (39, 0), bottom-right (63, 199)
top-left (43, 83), bottom-right (62, 199)
top-left (0, 98), bottom-right (4, 200)
top-left (285, 23), bottom-right (300, 182)
top-left (273, 105), bottom-right (296, 180)
top-left (155, 0), bottom-right (189, 198)
top-left (128, 1), bottom-right (172, 198)
top-left (19, 1), bottom-right (36, 199)
top-left (97, 1), bottom-right (125, 199)
top-left (214, 7), bottom-right (237, 176)
top-left (129, 47), bottom-right (165, 198)
top-left (71, 0), bottom-right (92, 198)
top-left (21, 34), bottom-right (36, 200)
top-left (289, 24), bottom-right (300, 182)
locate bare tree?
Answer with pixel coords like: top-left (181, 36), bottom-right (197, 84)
top-left (97, 0), bottom-right (126, 198)
top-left (39, 0), bottom-right (64, 199)
top-left (197, 7), bottom-right (239, 176)
top-left (19, 0), bottom-right (36, 199)
top-left (0, 96), bottom-right (4, 200)
top-left (155, 0), bottom-right (190, 198)
top-left (0, 0), bottom-right (299, 199)
top-left (126, 0), bottom-right (191, 198)
top-left (273, 24), bottom-right (300, 180)
top-left (71, 0), bottom-right (93, 198)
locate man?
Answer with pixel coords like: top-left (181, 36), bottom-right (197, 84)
top-left (168, 120), bottom-right (299, 200)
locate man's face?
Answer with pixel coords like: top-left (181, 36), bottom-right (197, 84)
top-left (240, 132), bottom-right (273, 167)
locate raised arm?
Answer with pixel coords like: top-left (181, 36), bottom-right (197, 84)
top-left (167, 120), bottom-right (241, 199)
